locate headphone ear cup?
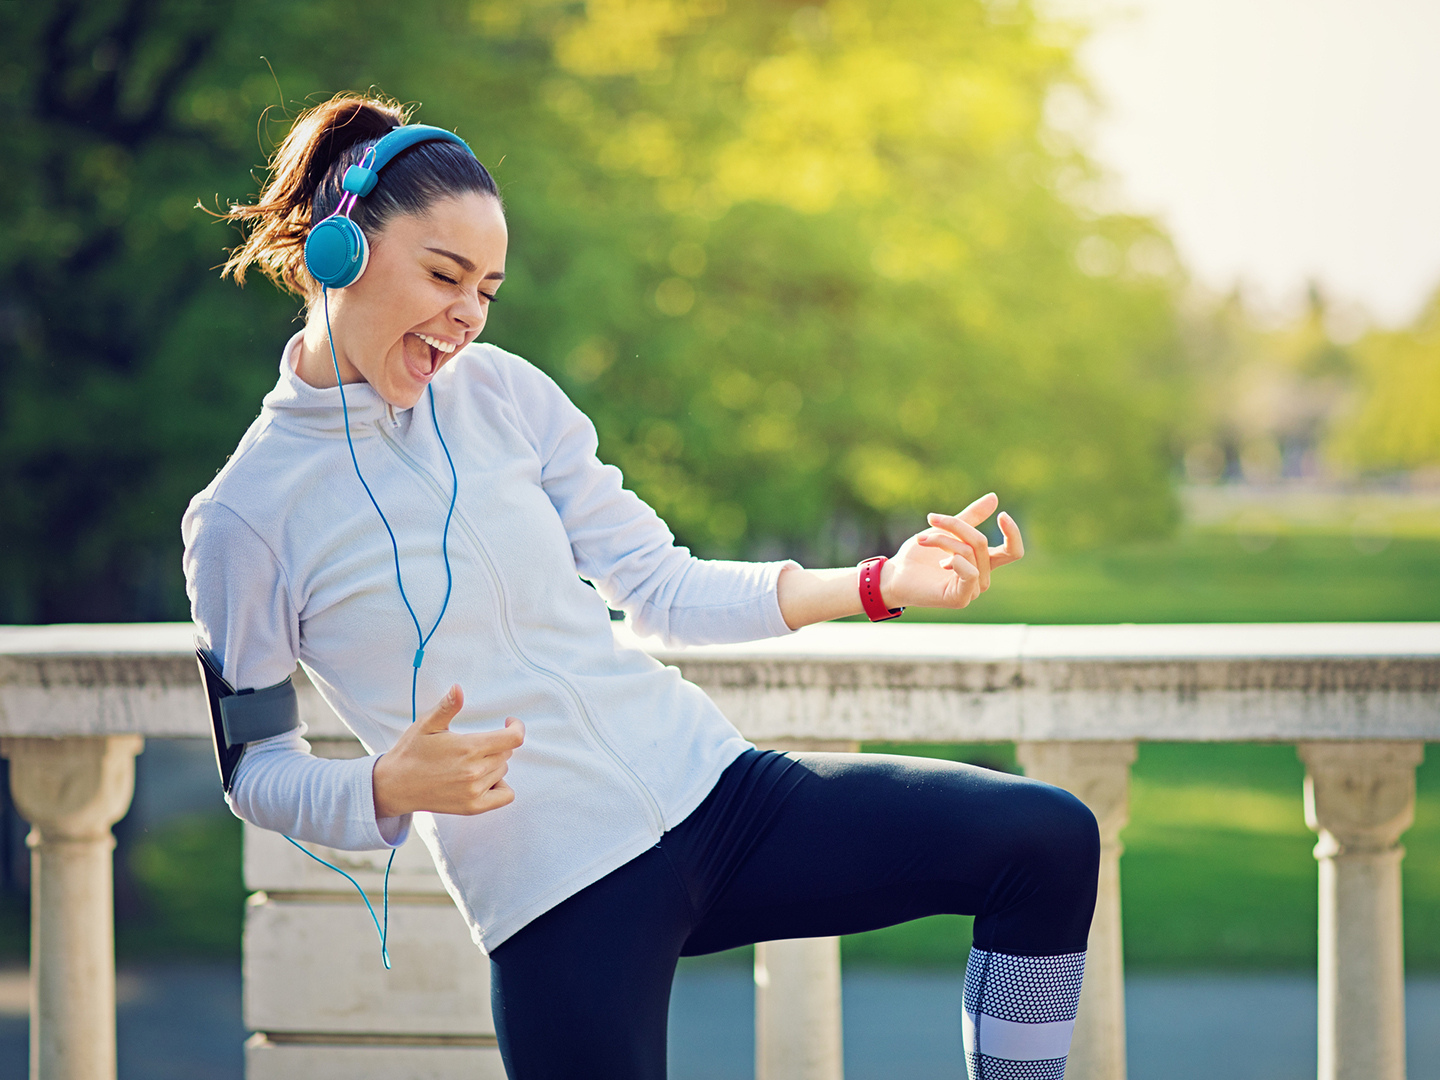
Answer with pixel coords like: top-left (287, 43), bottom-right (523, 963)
top-left (305, 216), bottom-right (370, 289)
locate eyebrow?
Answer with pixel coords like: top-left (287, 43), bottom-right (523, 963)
top-left (425, 246), bottom-right (505, 281)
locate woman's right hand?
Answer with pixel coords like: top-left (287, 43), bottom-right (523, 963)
top-left (371, 685), bottom-right (525, 819)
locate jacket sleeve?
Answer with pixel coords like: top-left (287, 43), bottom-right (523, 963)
top-left (183, 497), bottom-right (409, 850)
top-left (493, 351), bottom-right (800, 648)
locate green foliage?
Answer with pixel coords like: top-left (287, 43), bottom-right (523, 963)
top-left (0, 894), bottom-right (24, 962)
top-left (0, 811), bottom-right (246, 963)
top-left (120, 812), bottom-right (245, 959)
top-left (0, 0), bottom-right (301, 621)
top-left (1, 0), bottom-right (1182, 622)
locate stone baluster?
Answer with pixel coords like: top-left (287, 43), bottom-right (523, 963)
top-left (754, 936), bottom-right (845, 1080)
top-left (1016, 740), bottom-right (1137, 1080)
top-left (0, 735), bottom-right (143, 1080)
top-left (753, 739), bottom-right (856, 1080)
top-left (1298, 741), bottom-right (1423, 1080)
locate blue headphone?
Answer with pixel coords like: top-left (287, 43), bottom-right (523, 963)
top-left (304, 124), bottom-right (475, 289)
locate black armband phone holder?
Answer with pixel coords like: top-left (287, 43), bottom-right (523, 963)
top-left (196, 646), bottom-right (301, 793)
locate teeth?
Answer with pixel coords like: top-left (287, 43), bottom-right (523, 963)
top-left (415, 333), bottom-right (457, 353)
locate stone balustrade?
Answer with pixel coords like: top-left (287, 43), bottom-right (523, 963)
top-left (1, 620), bottom-right (1437, 1080)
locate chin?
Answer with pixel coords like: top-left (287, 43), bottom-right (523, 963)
top-left (379, 381), bottom-right (427, 411)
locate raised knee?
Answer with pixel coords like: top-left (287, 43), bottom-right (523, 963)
top-left (1019, 780), bottom-right (1100, 884)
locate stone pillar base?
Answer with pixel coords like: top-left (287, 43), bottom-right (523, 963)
top-left (2, 734), bottom-right (142, 1080)
top-left (1300, 741), bottom-right (1422, 1080)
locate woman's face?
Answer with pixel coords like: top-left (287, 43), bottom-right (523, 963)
top-left (299, 191), bottom-right (508, 408)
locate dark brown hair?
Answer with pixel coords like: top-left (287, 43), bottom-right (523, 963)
top-left (220, 92), bottom-right (499, 301)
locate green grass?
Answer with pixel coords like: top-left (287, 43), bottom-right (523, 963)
top-left (907, 532), bottom-right (1440, 624)
top-left (1119, 743), bottom-right (1317, 970)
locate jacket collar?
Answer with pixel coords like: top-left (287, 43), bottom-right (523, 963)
top-left (261, 332), bottom-right (407, 437)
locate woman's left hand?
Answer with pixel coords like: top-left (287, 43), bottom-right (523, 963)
top-left (881, 492), bottom-right (1025, 611)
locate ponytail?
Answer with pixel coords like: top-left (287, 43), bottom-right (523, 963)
top-left (219, 92), bottom-right (498, 301)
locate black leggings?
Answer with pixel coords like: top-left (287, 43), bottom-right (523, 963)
top-left (489, 750), bottom-right (1100, 1079)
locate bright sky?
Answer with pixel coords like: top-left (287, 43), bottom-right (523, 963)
top-left (1066, 0), bottom-right (1440, 327)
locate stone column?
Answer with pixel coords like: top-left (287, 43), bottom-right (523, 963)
top-left (753, 739), bottom-right (855, 1080)
top-left (1, 735), bottom-right (143, 1080)
top-left (1016, 740), bottom-right (1137, 1080)
top-left (1298, 741), bottom-right (1422, 1080)
top-left (755, 936), bottom-right (845, 1080)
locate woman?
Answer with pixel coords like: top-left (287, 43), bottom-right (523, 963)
top-left (185, 92), bottom-right (1099, 1080)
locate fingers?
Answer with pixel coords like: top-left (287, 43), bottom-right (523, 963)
top-left (416, 684), bottom-right (465, 732)
top-left (482, 717), bottom-right (525, 751)
top-left (456, 718), bottom-right (524, 767)
top-left (922, 516), bottom-right (992, 591)
top-left (475, 779), bottom-right (515, 814)
top-left (446, 726), bottom-right (523, 815)
top-left (944, 546), bottom-right (982, 608)
top-left (928, 500), bottom-right (1025, 569)
top-left (915, 531), bottom-right (980, 593)
top-left (458, 761), bottom-right (515, 814)
top-left (992, 510), bottom-right (1026, 566)
top-left (955, 492), bottom-right (998, 528)
top-left (375, 699), bottom-right (525, 818)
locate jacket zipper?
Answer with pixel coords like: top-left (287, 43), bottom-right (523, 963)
top-left (374, 423), bottom-right (667, 835)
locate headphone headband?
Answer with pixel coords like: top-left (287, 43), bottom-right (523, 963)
top-left (342, 125), bottom-right (474, 197)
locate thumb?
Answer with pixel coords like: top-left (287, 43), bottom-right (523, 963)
top-left (417, 684), bottom-right (464, 732)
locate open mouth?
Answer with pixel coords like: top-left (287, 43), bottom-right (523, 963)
top-left (405, 333), bottom-right (459, 382)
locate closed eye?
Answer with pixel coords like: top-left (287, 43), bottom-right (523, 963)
top-left (433, 270), bottom-right (497, 303)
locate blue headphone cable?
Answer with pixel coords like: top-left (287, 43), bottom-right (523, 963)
top-left (281, 285), bottom-right (460, 969)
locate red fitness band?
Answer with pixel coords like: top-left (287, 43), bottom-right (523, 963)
top-left (857, 556), bottom-right (903, 622)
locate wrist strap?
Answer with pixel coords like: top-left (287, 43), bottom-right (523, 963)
top-left (857, 556), bottom-right (903, 622)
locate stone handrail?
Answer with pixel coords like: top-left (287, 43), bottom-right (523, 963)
top-left (2, 621), bottom-right (1437, 1080)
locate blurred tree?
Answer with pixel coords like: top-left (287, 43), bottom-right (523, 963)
top-left (0, 0), bottom-right (1184, 622)
top-left (0, 0), bottom-right (288, 620)
top-left (1330, 288), bottom-right (1440, 474)
top-left (484, 0), bottom-right (1184, 555)
top-left (1173, 285), bottom-right (1363, 485)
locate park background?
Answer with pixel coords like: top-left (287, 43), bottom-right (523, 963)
top-left (1, 0), bottom-right (1438, 1074)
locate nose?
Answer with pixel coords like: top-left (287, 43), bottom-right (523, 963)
top-left (450, 289), bottom-right (485, 337)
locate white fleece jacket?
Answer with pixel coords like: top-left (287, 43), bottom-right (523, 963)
top-left (182, 335), bottom-right (797, 952)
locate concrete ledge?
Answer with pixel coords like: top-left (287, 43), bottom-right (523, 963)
top-left (4, 621), bottom-right (1438, 741)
